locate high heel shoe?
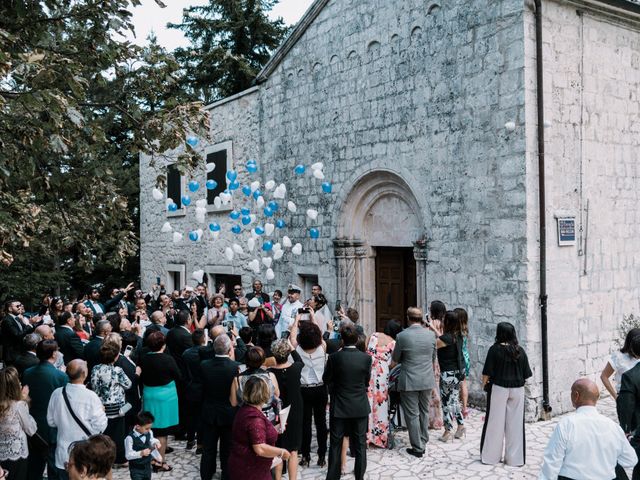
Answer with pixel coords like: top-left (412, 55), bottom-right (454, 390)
top-left (454, 426), bottom-right (466, 439)
top-left (439, 430), bottom-right (454, 442)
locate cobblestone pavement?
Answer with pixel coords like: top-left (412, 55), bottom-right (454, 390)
top-left (112, 396), bottom-right (620, 480)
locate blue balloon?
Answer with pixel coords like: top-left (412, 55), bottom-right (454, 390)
top-left (252, 190), bottom-right (262, 201)
top-left (209, 223), bottom-right (221, 232)
top-left (247, 159), bottom-right (257, 165)
top-left (247, 163), bottom-right (258, 174)
top-left (268, 200), bottom-right (279, 212)
top-left (186, 136), bottom-right (199, 147)
top-left (167, 203), bottom-right (178, 212)
top-left (276, 219), bottom-right (286, 229)
top-left (229, 211), bottom-right (240, 220)
top-left (188, 181), bottom-right (200, 192)
top-left (229, 181), bottom-right (240, 191)
top-left (242, 185), bottom-right (252, 196)
top-left (262, 240), bottom-right (273, 252)
top-left (294, 164), bottom-right (306, 175)
top-left (181, 196), bottom-right (191, 207)
top-left (310, 228), bottom-right (320, 239)
top-left (254, 226), bottom-right (265, 236)
top-left (206, 179), bottom-right (218, 190)
top-left (226, 170), bottom-right (238, 182)
top-left (189, 231), bottom-right (199, 241)
top-left (321, 182), bottom-right (332, 193)
top-left (241, 215), bottom-right (252, 225)
top-left (231, 225), bottom-right (242, 234)
top-left (241, 207), bottom-right (251, 215)
top-left (264, 207), bottom-right (274, 217)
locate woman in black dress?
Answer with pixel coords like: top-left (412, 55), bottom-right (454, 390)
top-left (268, 339), bottom-right (303, 480)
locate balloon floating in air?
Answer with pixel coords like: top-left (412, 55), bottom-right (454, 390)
top-left (309, 228), bottom-right (320, 239)
top-left (268, 200), bottom-right (279, 212)
top-left (251, 181), bottom-right (260, 192)
top-left (206, 163), bottom-right (215, 173)
top-left (225, 247), bottom-right (234, 261)
top-left (209, 222), bottom-right (221, 232)
top-left (504, 121), bottom-right (516, 131)
top-left (283, 236), bottom-right (292, 248)
top-left (247, 162), bottom-right (258, 174)
top-left (229, 181), bottom-right (240, 191)
top-left (307, 209), bottom-right (318, 221)
top-left (186, 136), bottom-right (199, 147)
top-left (232, 243), bottom-right (244, 255)
top-left (152, 188), bottom-right (163, 201)
top-left (256, 196), bottom-right (265, 208)
top-left (264, 207), bottom-right (274, 217)
top-left (273, 184), bottom-right (287, 199)
top-left (241, 215), bottom-right (252, 225)
top-left (172, 232), bottom-right (183, 243)
top-left (196, 199), bottom-right (207, 208)
top-left (265, 268), bottom-right (275, 281)
top-left (264, 223), bottom-right (275, 236)
top-left (231, 225), bottom-right (242, 235)
top-left (265, 180), bottom-right (275, 191)
top-left (226, 170), bottom-right (238, 182)
top-left (242, 185), bottom-right (252, 196)
top-left (188, 231), bottom-right (198, 242)
top-left (213, 197), bottom-right (222, 209)
top-left (254, 226), bottom-right (265, 236)
top-left (273, 249), bottom-right (284, 260)
top-left (181, 195), bottom-right (191, 207)
top-left (287, 201), bottom-right (297, 213)
top-left (188, 181), bottom-right (200, 192)
top-left (313, 169), bottom-right (325, 180)
top-left (252, 189), bottom-right (262, 200)
top-left (292, 243), bottom-right (302, 255)
top-left (167, 203), bottom-right (178, 212)
top-left (247, 237), bottom-right (256, 252)
top-left (262, 257), bottom-right (273, 269)
top-left (192, 270), bottom-right (204, 283)
top-left (311, 162), bottom-right (324, 171)
top-left (294, 164), bottom-right (306, 175)
top-left (241, 207), bottom-right (251, 215)
top-left (229, 211), bottom-right (240, 220)
top-left (262, 240), bottom-right (273, 252)
top-left (206, 179), bottom-right (218, 190)
top-left (161, 222), bottom-right (172, 233)
top-left (248, 259), bottom-right (260, 274)
top-left (276, 219), bottom-right (286, 229)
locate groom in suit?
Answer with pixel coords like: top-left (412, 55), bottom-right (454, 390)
top-left (391, 307), bottom-right (437, 458)
top-left (324, 323), bottom-right (372, 480)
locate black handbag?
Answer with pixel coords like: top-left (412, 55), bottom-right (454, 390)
top-left (27, 431), bottom-right (50, 457)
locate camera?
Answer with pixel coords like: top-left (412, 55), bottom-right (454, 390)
top-left (222, 320), bottom-right (233, 332)
top-left (282, 331), bottom-right (291, 340)
top-left (298, 307), bottom-right (310, 314)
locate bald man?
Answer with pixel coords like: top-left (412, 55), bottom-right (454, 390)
top-left (199, 325), bottom-right (246, 362)
top-left (36, 325), bottom-right (66, 370)
top-left (539, 379), bottom-right (637, 479)
top-left (47, 359), bottom-right (108, 477)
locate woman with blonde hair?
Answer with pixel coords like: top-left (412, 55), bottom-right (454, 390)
top-left (0, 367), bottom-right (37, 479)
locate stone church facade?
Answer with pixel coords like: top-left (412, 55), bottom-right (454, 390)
top-left (140, 0), bottom-right (640, 416)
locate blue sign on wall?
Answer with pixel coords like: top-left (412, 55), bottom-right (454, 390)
top-left (557, 218), bottom-right (576, 246)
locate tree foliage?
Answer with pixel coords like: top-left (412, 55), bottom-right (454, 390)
top-left (169, 0), bottom-right (289, 103)
top-left (0, 0), bottom-right (208, 304)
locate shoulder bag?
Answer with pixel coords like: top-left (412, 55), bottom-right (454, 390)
top-left (62, 386), bottom-right (92, 437)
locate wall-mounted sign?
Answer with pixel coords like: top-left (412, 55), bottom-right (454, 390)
top-left (557, 217), bottom-right (576, 246)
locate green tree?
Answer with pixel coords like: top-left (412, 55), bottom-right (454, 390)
top-left (169, 0), bottom-right (289, 103)
top-left (0, 0), bottom-right (207, 306)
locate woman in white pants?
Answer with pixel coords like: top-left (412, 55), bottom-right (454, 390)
top-left (480, 322), bottom-right (532, 466)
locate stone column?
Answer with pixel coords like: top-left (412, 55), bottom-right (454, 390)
top-left (413, 240), bottom-right (428, 315)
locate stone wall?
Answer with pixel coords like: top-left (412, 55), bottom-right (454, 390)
top-left (524, 0), bottom-right (640, 414)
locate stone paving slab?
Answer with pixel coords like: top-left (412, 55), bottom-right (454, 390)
top-left (112, 396), bottom-right (620, 480)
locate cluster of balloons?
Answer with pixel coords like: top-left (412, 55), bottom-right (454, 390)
top-left (153, 136), bottom-right (334, 277)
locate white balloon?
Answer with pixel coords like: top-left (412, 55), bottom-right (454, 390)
top-left (256, 196), bottom-right (265, 208)
top-left (195, 210), bottom-right (206, 224)
top-left (220, 192), bottom-right (231, 204)
top-left (266, 268), bottom-right (275, 280)
top-left (225, 247), bottom-right (234, 261)
top-left (161, 222), bottom-right (172, 233)
top-left (307, 209), bottom-right (318, 220)
top-left (265, 223), bottom-right (275, 236)
top-left (311, 162), bottom-right (324, 171)
top-left (251, 229), bottom-right (260, 239)
top-left (196, 229), bottom-right (203, 240)
top-left (312, 169), bottom-right (325, 180)
top-left (251, 181), bottom-right (260, 192)
top-left (192, 269), bottom-right (204, 283)
top-left (247, 237), bottom-right (255, 252)
top-left (214, 197), bottom-right (222, 208)
top-left (206, 163), bottom-right (216, 173)
top-left (249, 259), bottom-right (260, 273)
top-left (273, 184), bottom-right (287, 199)
top-left (172, 232), bottom-right (183, 243)
top-left (196, 199), bottom-right (207, 208)
top-left (152, 188), bottom-right (163, 201)
top-left (262, 257), bottom-right (273, 268)
top-left (504, 121), bottom-right (516, 131)
top-left (273, 242), bottom-right (281, 252)
top-left (287, 201), bottom-right (297, 213)
top-left (292, 243), bottom-right (303, 255)
top-left (233, 243), bottom-right (244, 255)
top-left (165, 198), bottom-right (174, 206)
top-left (283, 236), bottom-right (292, 248)
top-left (273, 249), bottom-right (284, 260)
top-left (265, 180), bottom-right (276, 190)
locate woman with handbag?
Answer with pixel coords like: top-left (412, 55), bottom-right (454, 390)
top-left (90, 340), bottom-right (132, 468)
top-left (0, 367), bottom-right (38, 480)
top-left (480, 322), bottom-right (532, 466)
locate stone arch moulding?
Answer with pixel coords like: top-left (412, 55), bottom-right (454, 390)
top-left (334, 169), bottom-right (429, 334)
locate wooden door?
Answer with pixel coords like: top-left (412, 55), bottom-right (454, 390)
top-left (375, 248), bottom-right (417, 331)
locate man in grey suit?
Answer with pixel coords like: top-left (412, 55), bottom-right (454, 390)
top-left (391, 307), bottom-right (436, 458)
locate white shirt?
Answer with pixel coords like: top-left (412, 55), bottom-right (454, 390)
top-left (276, 300), bottom-right (303, 338)
top-left (539, 405), bottom-right (637, 480)
top-left (88, 300), bottom-right (104, 314)
top-left (610, 351), bottom-right (640, 393)
top-left (124, 428), bottom-right (161, 461)
top-left (47, 383), bottom-right (108, 468)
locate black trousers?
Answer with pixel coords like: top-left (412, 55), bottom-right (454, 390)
top-left (1, 457), bottom-right (28, 480)
top-left (27, 443), bottom-right (59, 480)
top-left (326, 416), bottom-right (367, 480)
top-left (186, 400), bottom-right (203, 444)
top-left (301, 385), bottom-right (328, 458)
top-left (105, 416), bottom-right (126, 464)
top-left (200, 423), bottom-right (232, 480)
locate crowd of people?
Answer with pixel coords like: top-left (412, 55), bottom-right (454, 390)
top-left (3, 276), bottom-right (638, 480)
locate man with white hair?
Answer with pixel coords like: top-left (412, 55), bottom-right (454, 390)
top-left (199, 334), bottom-right (241, 480)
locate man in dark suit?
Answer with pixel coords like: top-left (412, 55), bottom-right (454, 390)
top-left (199, 334), bottom-right (239, 480)
top-left (1, 299), bottom-right (35, 364)
top-left (14, 333), bottom-right (41, 378)
top-left (54, 312), bottom-right (85, 364)
top-left (323, 323), bottom-right (372, 480)
top-left (183, 329), bottom-right (207, 451)
top-left (617, 335), bottom-right (640, 480)
top-left (23, 339), bottom-right (68, 480)
top-left (84, 320), bottom-right (112, 373)
top-left (166, 309), bottom-right (194, 439)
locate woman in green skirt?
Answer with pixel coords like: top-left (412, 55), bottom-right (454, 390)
top-left (140, 331), bottom-right (182, 472)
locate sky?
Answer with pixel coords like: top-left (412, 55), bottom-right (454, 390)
top-left (128, 0), bottom-right (315, 50)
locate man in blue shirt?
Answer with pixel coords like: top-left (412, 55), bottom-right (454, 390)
top-left (223, 298), bottom-right (248, 331)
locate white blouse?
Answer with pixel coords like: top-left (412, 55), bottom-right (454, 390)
top-left (0, 401), bottom-right (37, 461)
top-left (610, 350), bottom-right (640, 392)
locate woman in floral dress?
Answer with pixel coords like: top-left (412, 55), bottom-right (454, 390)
top-left (366, 330), bottom-right (396, 448)
top-left (427, 301), bottom-right (446, 430)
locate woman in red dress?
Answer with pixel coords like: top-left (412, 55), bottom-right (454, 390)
top-left (228, 377), bottom-right (290, 480)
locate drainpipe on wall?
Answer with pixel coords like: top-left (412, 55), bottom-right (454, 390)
top-left (534, 0), bottom-right (552, 418)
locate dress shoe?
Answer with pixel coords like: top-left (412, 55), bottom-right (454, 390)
top-left (317, 455), bottom-right (326, 467)
top-left (165, 446), bottom-right (174, 454)
top-left (299, 455), bottom-right (311, 467)
top-left (406, 448), bottom-right (424, 458)
top-left (195, 446), bottom-right (203, 455)
top-left (185, 440), bottom-right (195, 450)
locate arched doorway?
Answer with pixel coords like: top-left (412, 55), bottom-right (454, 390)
top-left (334, 170), bottom-right (427, 333)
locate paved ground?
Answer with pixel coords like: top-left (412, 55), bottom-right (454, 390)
top-left (112, 395), bottom-right (621, 480)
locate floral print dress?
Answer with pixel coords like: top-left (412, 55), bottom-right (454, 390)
top-left (366, 333), bottom-right (395, 448)
top-left (428, 320), bottom-right (445, 429)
